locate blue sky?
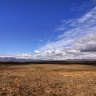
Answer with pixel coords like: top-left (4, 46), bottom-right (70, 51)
top-left (0, 0), bottom-right (96, 59)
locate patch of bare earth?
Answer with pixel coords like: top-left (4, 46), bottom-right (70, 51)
top-left (0, 64), bottom-right (96, 96)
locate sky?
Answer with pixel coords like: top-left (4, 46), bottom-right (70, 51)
top-left (0, 0), bottom-right (96, 59)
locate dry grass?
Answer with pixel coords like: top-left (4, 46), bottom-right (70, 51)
top-left (0, 64), bottom-right (96, 96)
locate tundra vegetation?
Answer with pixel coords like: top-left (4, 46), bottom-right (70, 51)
top-left (0, 63), bottom-right (96, 96)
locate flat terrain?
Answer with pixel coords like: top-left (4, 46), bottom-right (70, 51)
top-left (0, 64), bottom-right (96, 96)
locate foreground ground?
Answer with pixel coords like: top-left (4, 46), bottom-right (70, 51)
top-left (0, 64), bottom-right (96, 96)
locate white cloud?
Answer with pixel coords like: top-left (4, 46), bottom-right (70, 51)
top-left (73, 33), bottom-right (96, 52)
top-left (16, 52), bottom-right (32, 59)
top-left (34, 6), bottom-right (96, 60)
top-left (39, 39), bottom-right (74, 51)
top-left (34, 50), bottom-right (41, 54)
top-left (33, 49), bottom-right (64, 60)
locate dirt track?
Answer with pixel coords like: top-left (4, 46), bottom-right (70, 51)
top-left (0, 64), bottom-right (96, 96)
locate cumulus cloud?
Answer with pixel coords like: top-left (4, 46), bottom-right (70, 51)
top-left (74, 34), bottom-right (96, 52)
top-left (34, 6), bottom-right (96, 60)
top-left (16, 52), bottom-right (32, 58)
top-left (33, 49), bottom-right (63, 60)
top-left (34, 50), bottom-right (41, 54)
top-left (64, 33), bottom-right (96, 59)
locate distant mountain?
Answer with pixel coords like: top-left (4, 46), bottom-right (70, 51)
top-left (0, 57), bottom-right (96, 62)
top-left (0, 57), bottom-right (27, 62)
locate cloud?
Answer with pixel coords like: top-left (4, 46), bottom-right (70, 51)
top-left (59, 7), bottom-right (96, 39)
top-left (73, 34), bottom-right (96, 52)
top-left (39, 39), bottom-right (74, 51)
top-left (33, 49), bottom-right (63, 60)
top-left (34, 6), bottom-right (96, 60)
top-left (40, 6), bottom-right (96, 50)
top-left (64, 33), bottom-right (96, 59)
top-left (16, 52), bottom-right (32, 58)
top-left (34, 50), bottom-right (41, 54)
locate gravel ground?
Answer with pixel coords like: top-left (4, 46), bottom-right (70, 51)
top-left (0, 64), bottom-right (96, 96)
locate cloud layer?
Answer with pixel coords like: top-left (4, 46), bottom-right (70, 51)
top-left (33, 6), bottom-right (96, 60)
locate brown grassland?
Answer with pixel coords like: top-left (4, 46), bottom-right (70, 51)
top-left (0, 63), bottom-right (96, 96)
